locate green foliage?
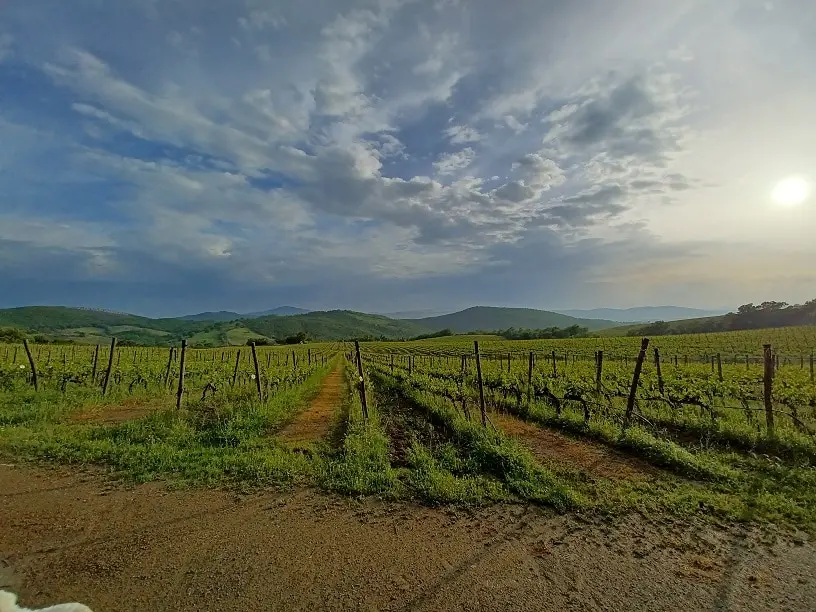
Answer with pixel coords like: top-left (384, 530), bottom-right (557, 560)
top-left (0, 327), bottom-right (26, 343)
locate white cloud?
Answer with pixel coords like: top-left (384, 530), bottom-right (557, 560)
top-left (433, 148), bottom-right (476, 176)
top-left (444, 124), bottom-right (481, 144)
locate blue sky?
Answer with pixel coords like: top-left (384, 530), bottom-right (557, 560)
top-left (1, 0), bottom-right (814, 317)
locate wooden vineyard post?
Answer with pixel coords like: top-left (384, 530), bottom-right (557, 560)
top-left (474, 341), bottom-right (487, 427)
top-left (292, 350), bottom-right (297, 370)
top-left (763, 344), bottom-right (775, 438)
top-left (595, 350), bottom-right (604, 393)
top-left (653, 348), bottom-right (664, 396)
top-left (624, 338), bottom-right (650, 428)
top-left (390, 354), bottom-right (394, 374)
top-left (507, 352), bottom-right (511, 373)
top-left (250, 342), bottom-right (263, 401)
top-left (526, 351), bottom-right (534, 406)
top-left (91, 344), bottom-right (100, 385)
top-left (408, 355), bottom-right (412, 376)
top-left (266, 353), bottom-right (271, 368)
top-left (716, 353), bottom-right (723, 382)
top-left (163, 347), bottom-right (174, 388)
top-left (710, 355), bottom-right (715, 372)
top-left (176, 339), bottom-right (187, 410)
top-left (308, 348), bottom-right (311, 366)
top-left (22, 339), bottom-right (39, 391)
top-left (101, 337), bottom-right (117, 396)
top-left (232, 350), bottom-right (241, 387)
top-left (354, 341), bottom-right (368, 421)
top-left (551, 350), bottom-right (557, 378)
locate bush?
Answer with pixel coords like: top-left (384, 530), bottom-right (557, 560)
top-left (0, 327), bottom-right (26, 343)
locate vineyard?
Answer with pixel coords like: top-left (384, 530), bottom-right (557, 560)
top-left (1, 325), bottom-right (816, 529)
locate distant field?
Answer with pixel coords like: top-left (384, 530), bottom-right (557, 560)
top-left (366, 325), bottom-right (816, 360)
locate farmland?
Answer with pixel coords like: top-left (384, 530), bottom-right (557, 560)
top-left (0, 324), bottom-right (814, 529)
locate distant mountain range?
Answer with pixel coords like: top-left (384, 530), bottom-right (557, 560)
top-left (407, 306), bottom-right (622, 332)
top-left (554, 306), bottom-right (726, 323)
top-left (0, 303), bottom-right (735, 347)
top-left (179, 306), bottom-right (310, 321)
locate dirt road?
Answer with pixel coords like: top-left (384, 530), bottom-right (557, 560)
top-left (1, 464), bottom-right (813, 611)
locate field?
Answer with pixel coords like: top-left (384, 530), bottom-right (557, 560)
top-left (2, 327), bottom-right (816, 609)
top-left (0, 325), bottom-right (813, 524)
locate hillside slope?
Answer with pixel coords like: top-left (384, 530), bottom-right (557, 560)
top-left (244, 310), bottom-right (427, 340)
top-left (410, 306), bottom-right (621, 332)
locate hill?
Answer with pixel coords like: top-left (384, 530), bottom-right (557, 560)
top-left (245, 306), bottom-right (311, 317)
top-left (601, 299), bottom-right (816, 337)
top-left (410, 306), bottom-right (621, 333)
top-left (181, 306), bottom-right (310, 321)
top-left (0, 306), bottom-right (426, 345)
top-left (244, 310), bottom-right (427, 341)
top-left (555, 306), bottom-right (726, 323)
top-left (179, 311), bottom-right (242, 322)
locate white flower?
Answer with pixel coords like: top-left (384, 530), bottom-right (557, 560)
top-left (19, 364), bottom-right (26, 369)
top-left (250, 374), bottom-right (256, 380)
top-left (359, 376), bottom-right (364, 382)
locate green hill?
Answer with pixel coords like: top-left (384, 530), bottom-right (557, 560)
top-left (410, 306), bottom-right (622, 333)
top-left (179, 311), bottom-right (242, 322)
top-left (0, 306), bottom-right (203, 336)
top-left (0, 306), bottom-right (427, 345)
top-left (244, 310), bottom-right (427, 341)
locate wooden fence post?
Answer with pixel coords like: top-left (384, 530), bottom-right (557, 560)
top-left (624, 338), bottom-right (650, 428)
top-left (176, 339), bottom-right (187, 410)
top-left (527, 351), bottom-right (534, 406)
top-left (22, 339), bottom-right (39, 391)
top-left (292, 350), bottom-right (297, 370)
top-left (595, 350), bottom-right (604, 393)
top-left (231, 350), bottom-right (241, 387)
top-left (250, 342), bottom-right (263, 401)
top-left (354, 341), bottom-right (368, 420)
top-left (101, 337), bottom-right (117, 396)
top-left (716, 353), bottom-right (723, 382)
top-left (654, 347), bottom-right (664, 396)
top-left (474, 341), bottom-right (487, 427)
top-left (91, 344), bottom-right (100, 385)
top-left (551, 350), bottom-right (557, 377)
top-left (763, 344), bottom-right (775, 437)
top-left (390, 353), bottom-right (394, 374)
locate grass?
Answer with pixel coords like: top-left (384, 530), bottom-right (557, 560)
top-left (0, 361), bottom-right (335, 487)
top-left (3, 355), bottom-right (816, 530)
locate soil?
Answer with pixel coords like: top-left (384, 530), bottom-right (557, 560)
top-left (70, 398), bottom-right (165, 425)
top-left (490, 411), bottom-right (658, 480)
top-left (1, 464), bottom-right (814, 611)
top-left (277, 367), bottom-right (343, 448)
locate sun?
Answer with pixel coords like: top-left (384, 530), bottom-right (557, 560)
top-left (771, 176), bottom-right (810, 206)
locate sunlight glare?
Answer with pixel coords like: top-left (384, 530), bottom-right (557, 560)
top-left (771, 176), bottom-right (810, 207)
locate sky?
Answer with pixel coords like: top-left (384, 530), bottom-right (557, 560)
top-left (1, 0), bottom-right (814, 318)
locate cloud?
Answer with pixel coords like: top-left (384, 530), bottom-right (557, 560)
top-left (444, 124), bottom-right (481, 144)
top-left (2, 0), bottom-right (815, 314)
top-left (433, 148), bottom-right (476, 175)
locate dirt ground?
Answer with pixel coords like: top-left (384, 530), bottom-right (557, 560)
top-left (490, 411), bottom-right (657, 480)
top-left (1, 464), bottom-right (814, 612)
top-left (277, 366), bottom-right (343, 447)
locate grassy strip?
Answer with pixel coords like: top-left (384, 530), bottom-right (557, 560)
top-left (0, 360), bottom-right (336, 487)
top-left (371, 371), bottom-right (582, 510)
top-left (517, 403), bottom-right (739, 483)
top-left (319, 363), bottom-right (400, 497)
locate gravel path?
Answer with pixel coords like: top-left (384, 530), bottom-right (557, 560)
top-left (1, 464), bottom-right (814, 611)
